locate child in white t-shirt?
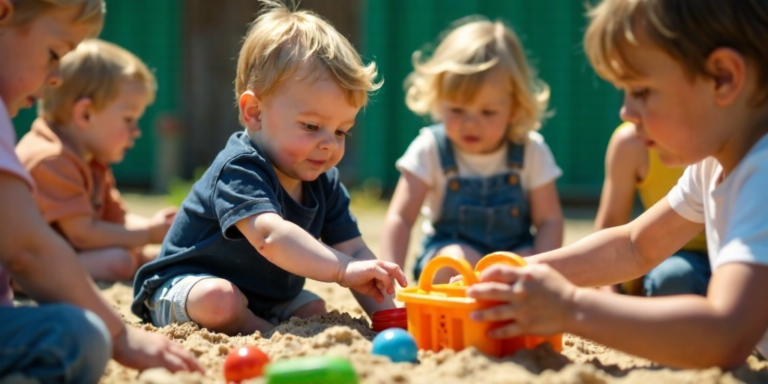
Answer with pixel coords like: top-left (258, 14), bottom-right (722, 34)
top-left (466, 0), bottom-right (768, 369)
top-left (381, 17), bottom-right (564, 283)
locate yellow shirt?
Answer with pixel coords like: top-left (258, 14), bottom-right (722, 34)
top-left (633, 132), bottom-right (707, 252)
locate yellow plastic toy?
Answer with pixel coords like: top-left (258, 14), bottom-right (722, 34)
top-left (396, 252), bottom-right (562, 357)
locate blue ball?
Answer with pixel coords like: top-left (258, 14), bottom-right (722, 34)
top-left (371, 329), bottom-right (418, 363)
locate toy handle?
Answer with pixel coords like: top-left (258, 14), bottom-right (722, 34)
top-left (418, 255), bottom-right (479, 292)
top-left (475, 252), bottom-right (527, 274)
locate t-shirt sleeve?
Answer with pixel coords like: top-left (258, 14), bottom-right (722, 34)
top-left (319, 168), bottom-right (361, 246)
top-left (716, 162), bottom-right (768, 269)
top-left (213, 153), bottom-right (282, 239)
top-left (395, 129), bottom-right (438, 187)
top-left (28, 155), bottom-right (94, 223)
top-left (667, 164), bottom-right (706, 223)
top-left (524, 132), bottom-right (562, 191)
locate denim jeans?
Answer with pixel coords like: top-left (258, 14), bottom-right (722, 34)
top-left (0, 304), bottom-right (112, 384)
top-left (644, 250), bottom-right (711, 296)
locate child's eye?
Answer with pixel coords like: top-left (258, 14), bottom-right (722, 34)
top-left (335, 130), bottom-right (352, 138)
top-left (49, 49), bottom-right (60, 63)
top-left (482, 110), bottom-right (497, 117)
top-left (124, 117), bottom-right (135, 124)
top-left (302, 123), bottom-right (320, 132)
top-left (450, 107), bottom-right (464, 114)
top-left (630, 88), bottom-right (650, 100)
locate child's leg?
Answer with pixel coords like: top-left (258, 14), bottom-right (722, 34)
top-left (268, 290), bottom-right (326, 324)
top-left (185, 278), bottom-right (274, 335)
top-left (78, 247), bottom-right (138, 282)
top-left (430, 243), bottom-right (484, 284)
top-left (643, 250), bottom-right (711, 296)
top-left (0, 304), bottom-right (111, 383)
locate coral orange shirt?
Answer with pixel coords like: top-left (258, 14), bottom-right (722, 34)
top-left (16, 118), bottom-right (127, 229)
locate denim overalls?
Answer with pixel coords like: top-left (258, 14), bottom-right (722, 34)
top-left (414, 125), bottom-right (533, 280)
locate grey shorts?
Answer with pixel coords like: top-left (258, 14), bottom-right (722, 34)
top-left (145, 273), bottom-right (322, 327)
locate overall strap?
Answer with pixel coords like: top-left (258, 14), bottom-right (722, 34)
top-left (428, 124), bottom-right (458, 174)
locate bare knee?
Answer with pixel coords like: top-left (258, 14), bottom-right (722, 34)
top-left (99, 248), bottom-right (137, 282)
top-left (291, 299), bottom-right (326, 319)
top-left (430, 244), bottom-right (483, 284)
top-left (186, 279), bottom-right (247, 333)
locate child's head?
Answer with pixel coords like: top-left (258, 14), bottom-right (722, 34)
top-left (40, 38), bottom-right (156, 164)
top-left (585, 0), bottom-right (768, 166)
top-left (236, 0), bottom-right (380, 184)
top-left (0, 0), bottom-right (104, 117)
top-left (405, 17), bottom-right (549, 154)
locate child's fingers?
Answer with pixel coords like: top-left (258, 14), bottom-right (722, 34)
top-left (478, 264), bottom-right (525, 284)
top-left (372, 265), bottom-right (395, 294)
top-left (488, 322), bottom-right (522, 339)
top-left (379, 261), bottom-right (408, 287)
top-left (466, 281), bottom-right (518, 302)
top-left (470, 303), bottom-right (518, 322)
top-left (449, 275), bottom-right (463, 284)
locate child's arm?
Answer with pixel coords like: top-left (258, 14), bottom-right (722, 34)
top-left (333, 236), bottom-right (408, 314)
top-left (594, 125), bottom-right (646, 230)
top-left (529, 200), bottom-right (703, 287)
top-left (235, 212), bottom-right (406, 299)
top-left (468, 258), bottom-right (768, 368)
top-left (381, 171), bottom-right (428, 270)
top-left (0, 174), bottom-right (202, 373)
top-left (56, 208), bottom-right (174, 249)
top-left (528, 181), bottom-right (563, 254)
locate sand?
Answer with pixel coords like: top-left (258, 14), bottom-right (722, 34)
top-left (98, 279), bottom-right (768, 384)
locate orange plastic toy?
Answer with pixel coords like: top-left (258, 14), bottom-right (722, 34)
top-left (396, 252), bottom-right (562, 357)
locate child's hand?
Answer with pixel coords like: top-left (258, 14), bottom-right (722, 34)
top-left (113, 326), bottom-right (204, 373)
top-left (340, 259), bottom-right (408, 303)
top-left (466, 264), bottom-right (576, 338)
top-left (148, 207), bottom-right (178, 243)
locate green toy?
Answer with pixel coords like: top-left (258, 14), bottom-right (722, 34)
top-left (265, 356), bottom-right (358, 384)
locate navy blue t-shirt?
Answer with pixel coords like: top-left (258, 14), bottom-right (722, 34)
top-left (131, 131), bottom-right (361, 321)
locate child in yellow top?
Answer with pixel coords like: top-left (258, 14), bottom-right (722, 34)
top-left (466, 0), bottom-right (768, 368)
top-left (382, 17), bottom-right (564, 284)
top-left (596, 122), bottom-right (708, 296)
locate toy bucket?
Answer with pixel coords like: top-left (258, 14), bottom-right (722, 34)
top-left (396, 252), bottom-right (562, 357)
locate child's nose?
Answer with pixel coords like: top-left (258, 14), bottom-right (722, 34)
top-left (619, 97), bottom-right (641, 125)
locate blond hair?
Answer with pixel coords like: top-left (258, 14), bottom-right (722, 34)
top-left (405, 17), bottom-right (550, 143)
top-left (39, 39), bottom-right (156, 125)
top-left (12, 0), bottom-right (104, 37)
top-left (235, 0), bottom-right (380, 123)
top-left (585, 0), bottom-right (768, 106)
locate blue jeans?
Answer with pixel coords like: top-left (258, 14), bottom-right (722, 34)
top-left (644, 250), bottom-right (711, 296)
top-left (0, 304), bottom-right (112, 384)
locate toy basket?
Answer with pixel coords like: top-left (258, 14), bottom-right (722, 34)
top-left (396, 252), bottom-right (562, 357)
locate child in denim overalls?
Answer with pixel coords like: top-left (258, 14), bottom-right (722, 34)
top-left (382, 17), bottom-right (564, 283)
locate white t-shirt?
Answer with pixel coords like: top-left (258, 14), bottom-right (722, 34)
top-left (668, 133), bottom-right (768, 356)
top-left (396, 126), bottom-right (562, 235)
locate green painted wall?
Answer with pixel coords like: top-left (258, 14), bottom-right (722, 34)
top-left (12, 0), bottom-right (182, 186)
top-left (359, 0), bottom-right (622, 199)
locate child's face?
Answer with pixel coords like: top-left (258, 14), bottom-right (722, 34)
top-left (250, 68), bottom-right (358, 184)
top-left (0, 4), bottom-right (91, 117)
top-left (81, 80), bottom-right (149, 164)
top-left (439, 67), bottom-right (513, 154)
top-left (617, 34), bottom-right (729, 167)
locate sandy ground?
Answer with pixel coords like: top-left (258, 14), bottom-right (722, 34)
top-left (86, 195), bottom-right (768, 383)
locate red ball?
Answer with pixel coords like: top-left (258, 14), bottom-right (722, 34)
top-left (223, 346), bottom-right (270, 383)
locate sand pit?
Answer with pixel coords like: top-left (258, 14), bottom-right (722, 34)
top-left (99, 280), bottom-right (768, 384)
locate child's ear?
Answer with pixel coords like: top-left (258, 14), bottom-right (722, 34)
top-left (239, 90), bottom-right (262, 131)
top-left (72, 98), bottom-right (93, 129)
top-left (707, 47), bottom-right (746, 107)
top-left (0, 0), bottom-right (14, 26)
